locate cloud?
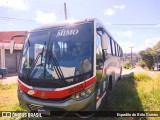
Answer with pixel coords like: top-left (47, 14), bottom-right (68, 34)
top-left (0, 0), bottom-right (29, 11)
top-left (104, 8), bottom-right (116, 16)
top-left (113, 5), bottom-right (125, 9)
top-left (121, 37), bottom-right (160, 53)
top-left (104, 4), bottom-right (125, 16)
top-left (118, 30), bottom-right (133, 37)
top-left (35, 10), bottom-right (57, 24)
top-left (144, 37), bottom-right (160, 49)
top-left (104, 22), bottom-right (112, 26)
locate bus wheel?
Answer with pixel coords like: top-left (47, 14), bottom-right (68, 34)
top-left (0, 74), bottom-right (3, 79)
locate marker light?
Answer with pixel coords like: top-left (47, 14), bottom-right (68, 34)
top-left (86, 89), bottom-right (92, 95)
top-left (80, 92), bottom-right (86, 97)
top-left (71, 84), bottom-right (95, 100)
top-left (28, 90), bottom-right (35, 95)
top-left (75, 94), bottom-right (80, 99)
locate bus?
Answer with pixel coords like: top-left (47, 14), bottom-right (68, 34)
top-left (10, 18), bottom-right (123, 117)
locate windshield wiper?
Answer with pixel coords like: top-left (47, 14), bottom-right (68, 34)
top-left (49, 53), bottom-right (64, 80)
top-left (25, 52), bottom-right (43, 81)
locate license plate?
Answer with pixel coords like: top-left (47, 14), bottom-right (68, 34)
top-left (38, 109), bottom-right (50, 116)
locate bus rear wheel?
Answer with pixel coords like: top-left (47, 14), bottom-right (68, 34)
top-left (0, 74), bottom-right (3, 79)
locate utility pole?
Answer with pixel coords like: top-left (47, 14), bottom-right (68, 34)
top-left (130, 47), bottom-right (134, 69)
top-left (64, 2), bottom-right (67, 20)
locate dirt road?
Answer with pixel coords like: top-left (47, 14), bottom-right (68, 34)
top-left (122, 67), bottom-right (158, 78)
top-left (0, 73), bottom-right (18, 85)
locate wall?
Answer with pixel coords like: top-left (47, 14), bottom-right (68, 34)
top-left (5, 50), bottom-right (22, 73)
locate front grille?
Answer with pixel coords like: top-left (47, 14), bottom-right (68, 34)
top-left (27, 104), bottom-right (65, 112)
top-left (28, 104), bottom-right (43, 111)
top-left (25, 92), bottom-right (71, 103)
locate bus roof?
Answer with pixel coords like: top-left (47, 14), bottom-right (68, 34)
top-left (30, 18), bottom-right (121, 50)
top-left (31, 18), bottom-right (96, 32)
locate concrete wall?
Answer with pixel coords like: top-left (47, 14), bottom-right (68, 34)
top-left (5, 50), bottom-right (22, 73)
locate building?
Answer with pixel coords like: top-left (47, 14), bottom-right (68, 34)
top-left (0, 31), bottom-right (27, 73)
top-left (123, 53), bottom-right (140, 65)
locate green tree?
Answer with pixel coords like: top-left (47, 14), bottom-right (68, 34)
top-left (139, 60), bottom-right (146, 68)
top-left (139, 41), bottom-right (160, 70)
top-left (123, 62), bottom-right (132, 69)
top-left (139, 48), bottom-right (154, 70)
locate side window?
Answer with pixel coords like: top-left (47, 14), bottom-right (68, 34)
top-left (96, 33), bottom-right (103, 69)
top-left (121, 49), bottom-right (123, 57)
top-left (96, 33), bottom-right (103, 60)
top-left (120, 48), bottom-right (122, 57)
top-left (117, 45), bottom-right (120, 57)
top-left (118, 46), bottom-right (121, 57)
top-left (111, 40), bottom-right (115, 56)
top-left (114, 42), bottom-right (117, 56)
top-left (106, 34), bottom-right (112, 56)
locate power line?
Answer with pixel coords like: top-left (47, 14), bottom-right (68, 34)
top-left (0, 16), bottom-right (36, 23)
top-left (110, 24), bottom-right (159, 26)
top-left (109, 27), bottom-right (160, 30)
top-left (0, 15), bottom-right (160, 31)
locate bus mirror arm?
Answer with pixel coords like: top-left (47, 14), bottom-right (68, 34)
top-left (96, 65), bottom-right (103, 70)
top-left (101, 35), bottom-right (108, 50)
top-left (10, 34), bottom-right (26, 54)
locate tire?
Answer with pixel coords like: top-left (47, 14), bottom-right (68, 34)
top-left (0, 73), bottom-right (3, 79)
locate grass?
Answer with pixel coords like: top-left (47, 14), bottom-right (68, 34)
top-left (0, 84), bottom-right (23, 111)
top-left (102, 72), bottom-right (160, 120)
top-left (0, 72), bottom-right (160, 120)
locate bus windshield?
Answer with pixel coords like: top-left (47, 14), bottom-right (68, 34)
top-left (19, 22), bottom-right (94, 83)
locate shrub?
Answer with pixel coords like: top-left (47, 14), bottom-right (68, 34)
top-left (134, 72), bottom-right (152, 81)
top-left (123, 62), bottom-right (132, 69)
top-left (140, 60), bottom-right (146, 68)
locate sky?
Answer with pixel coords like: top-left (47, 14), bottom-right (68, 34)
top-left (0, 0), bottom-right (160, 53)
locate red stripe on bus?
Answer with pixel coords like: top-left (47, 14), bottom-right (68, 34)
top-left (18, 76), bottom-right (96, 99)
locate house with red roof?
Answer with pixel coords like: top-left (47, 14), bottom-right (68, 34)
top-left (0, 31), bottom-right (27, 73)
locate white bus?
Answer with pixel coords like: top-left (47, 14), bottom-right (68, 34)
top-left (10, 18), bottom-right (123, 117)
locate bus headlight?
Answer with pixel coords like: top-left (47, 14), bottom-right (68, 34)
top-left (80, 91), bottom-right (86, 98)
top-left (71, 84), bottom-right (95, 100)
top-left (86, 89), bottom-right (92, 95)
top-left (75, 94), bottom-right (80, 99)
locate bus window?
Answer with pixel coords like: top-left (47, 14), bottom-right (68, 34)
top-left (109, 37), bottom-right (113, 55)
top-left (106, 34), bottom-right (112, 57)
top-left (119, 46), bottom-right (121, 56)
top-left (117, 45), bottom-right (120, 57)
top-left (120, 48), bottom-right (122, 57)
top-left (96, 33), bottom-right (103, 70)
top-left (115, 42), bottom-right (118, 56)
top-left (121, 49), bottom-right (123, 57)
top-left (111, 39), bottom-right (115, 56)
top-left (114, 43), bottom-right (116, 56)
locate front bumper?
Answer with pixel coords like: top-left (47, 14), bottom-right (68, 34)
top-left (18, 89), bottom-right (96, 112)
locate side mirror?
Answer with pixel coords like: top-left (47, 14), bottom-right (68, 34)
top-left (101, 35), bottom-right (108, 50)
top-left (10, 34), bottom-right (26, 54)
top-left (10, 40), bottom-right (15, 54)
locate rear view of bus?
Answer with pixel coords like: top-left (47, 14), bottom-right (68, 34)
top-left (15, 19), bottom-right (123, 116)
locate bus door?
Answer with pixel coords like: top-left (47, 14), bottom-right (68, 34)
top-left (96, 27), bottom-right (108, 110)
